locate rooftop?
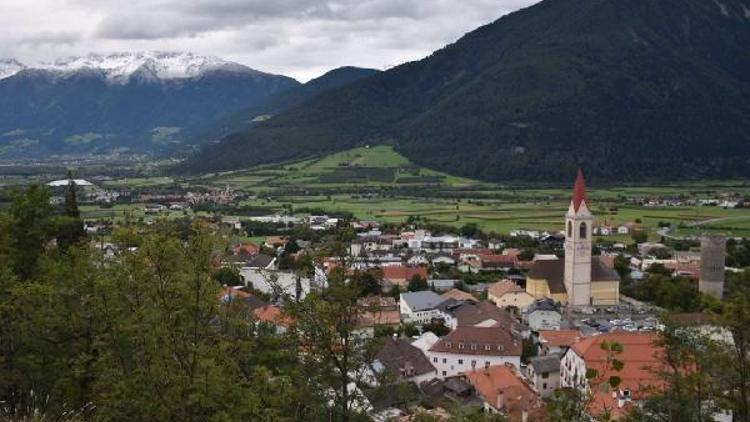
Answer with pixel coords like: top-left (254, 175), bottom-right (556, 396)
top-left (400, 291), bottom-right (444, 312)
top-left (429, 326), bottom-right (522, 357)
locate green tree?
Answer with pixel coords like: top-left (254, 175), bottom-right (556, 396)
top-left (407, 274), bottom-right (428, 292)
top-left (0, 186), bottom-right (54, 280)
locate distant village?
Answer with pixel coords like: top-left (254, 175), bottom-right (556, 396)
top-left (45, 172), bottom-right (738, 421)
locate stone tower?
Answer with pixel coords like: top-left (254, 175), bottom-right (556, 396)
top-left (564, 168), bottom-right (593, 307)
top-left (699, 236), bottom-right (726, 300)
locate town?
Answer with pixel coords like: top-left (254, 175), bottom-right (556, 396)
top-left (26, 168), bottom-right (742, 421)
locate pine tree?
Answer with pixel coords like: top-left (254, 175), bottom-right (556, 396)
top-left (63, 170), bottom-right (80, 219)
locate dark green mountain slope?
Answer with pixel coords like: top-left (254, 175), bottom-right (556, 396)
top-left (193, 66), bottom-right (379, 143)
top-left (182, 0), bottom-right (750, 182)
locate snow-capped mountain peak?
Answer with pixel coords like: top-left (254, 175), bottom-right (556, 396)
top-left (28, 52), bottom-right (257, 83)
top-left (0, 59), bottom-right (26, 80)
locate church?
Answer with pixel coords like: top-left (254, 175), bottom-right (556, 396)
top-left (526, 169), bottom-right (620, 307)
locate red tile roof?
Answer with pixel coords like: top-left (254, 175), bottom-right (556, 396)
top-left (232, 242), bottom-right (259, 256)
top-left (440, 288), bottom-right (478, 302)
top-left (252, 305), bottom-right (293, 326)
top-left (382, 265), bottom-right (428, 282)
top-left (572, 167), bottom-right (587, 212)
top-left (488, 280), bottom-right (525, 298)
top-left (571, 332), bottom-right (665, 417)
top-left (480, 254), bottom-right (519, 268)
top-left (538, 330), bottom-right (583, 348)
top-left (464, 365), bottom-right (541, 419)
top-left (217, 286), bottom-right (251, 301)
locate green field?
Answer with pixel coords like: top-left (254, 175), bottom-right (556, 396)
top-left (66, 146), bottom-right (750, 238)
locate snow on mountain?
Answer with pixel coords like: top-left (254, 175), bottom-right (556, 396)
top-left (28, 52), bottom-right (260, 83)
top-left (0, 59), bottom-right (26, 80)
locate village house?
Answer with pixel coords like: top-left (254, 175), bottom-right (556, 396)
top-left (252, 304), bottom-right (292, 335)
top-left (428, 279), bottom-right (458, 291)
top-left (436, 300), bottom-right (522, 333)
top-left (526, 299), bottom-right (562, 331)
top-left (371, 337), bottom-right (438, 385)
top-left (526, 355), bottom-right (561, 398)
top-left (399, 291), bottom-right (445, 325)
top-left (440, 288), bottom-right (478, 303)
top-left (463, 364), bottom-right (543, 420)
top-left (488, 280), bottom-right (535, 311)
top-left (561, 332), bottom-right (663, 419)
top-left (425, 326), bottom-right (522, 378)
top-left (382, 265), bottom-right (428, 289)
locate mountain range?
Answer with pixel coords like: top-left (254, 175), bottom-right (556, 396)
top-left (183, 0), bottom-right (750, 182)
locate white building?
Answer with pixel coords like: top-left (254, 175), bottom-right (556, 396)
top-left (399, 291), bottom-right (445, 324)
top-left (425, 326), bottom-right (522, 378)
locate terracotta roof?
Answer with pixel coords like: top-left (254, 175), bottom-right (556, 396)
top-left (527, 257), bottom-right (619, 294)
top-left (265, 236), bottom-right (287, 246)
top-left (358, 310), bottom-right (401, 328)
top-left (572, 167), bottom-right (587, 212)
top-left (375, 337), bottom-right (436, 378)
top-left (232, 242), bottom-right (259, 256)
top-left (429, 326), bottom-right (522, 357)
top-left (440, 288), bottom-right (478, 302)
top-left (538, 330), bottom-right (583, 348)
top-left (480, 254), bottom-right (519, 268)
top-left (463, 365), bottom-right (541, 419)
top-left (217, 286), bottom-right (251, 301)
top-left (488, 280), bottom-right (525, 298)
top-left (571, 332), bottom-right (665, 416)
top-left (252, 305), bottom-right (293, 326)
top-left (382, 265), bottom-right (428, 282)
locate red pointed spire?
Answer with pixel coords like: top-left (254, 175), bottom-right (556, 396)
top-left (572, 167), bottom-right (587, 212)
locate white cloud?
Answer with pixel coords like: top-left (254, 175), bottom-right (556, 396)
top-left (0, 0), bottom-right (538, 81)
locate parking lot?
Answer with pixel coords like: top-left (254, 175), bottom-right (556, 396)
top-left (568, 303), bottom-right (661, 336)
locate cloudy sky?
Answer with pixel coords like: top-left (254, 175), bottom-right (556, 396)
top-left (0, 0), bottom-right (537, 81)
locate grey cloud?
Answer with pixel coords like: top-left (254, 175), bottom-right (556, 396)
top-left (19, 31), bottom-right (82, 46)
top-left (5, 0), bottom-right (540, 81)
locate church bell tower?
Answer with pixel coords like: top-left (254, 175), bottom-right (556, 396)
top-left (564, 168), bottom-right (593, 307)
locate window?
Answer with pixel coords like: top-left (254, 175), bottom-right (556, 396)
top-left (542, 372), bottom-right (549, 379)
top-left (543, 383), bottom-right (548, 390)
top-left (471, 360), bottom-right (477, 367)
top-left (579, 222), bottom-right (587, 239)
top-left (484, 361), bottom-right (490, 369)
top-left (567, 221), bottom-right (572, 237)
top-left (458, 343), bottom-right (464, 350)
top-left (446, 342), bottom-right (452, 349)
top-left (485, 345), bottom-right (491, 351)
top-left (442, 358), bottom-right (447, 363)
top-left (442, 371), bottom-right (446, 376)
top-left (433, 357), bottom-right (438, 363)
top-left (470, 344), bottom-right (477, 351)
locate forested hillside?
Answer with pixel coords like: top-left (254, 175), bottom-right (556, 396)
top-left (183, 0), bottom-right (750, 182)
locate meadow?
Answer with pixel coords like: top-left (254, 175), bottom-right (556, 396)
top-left (74, 145), bottom-right (750, 239)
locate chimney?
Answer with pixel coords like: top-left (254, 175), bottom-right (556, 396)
top-left (496, 390), bottom-right (505, 410)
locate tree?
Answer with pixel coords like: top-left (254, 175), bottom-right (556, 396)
top-left (623, 322), bottom-right (720, 421)
top-left (631, 230), bottom-right (648, 244)
top-left (63, 170), bottom-right (80, 219)
top-left (284, 276), bottom-right (377, 421)
top-left (0, 185), bottom-right (54, 280)
top-left (407, 274), bottom-right (429, 292)
top-left (212, 266), bottom-right (242, 286)
top-left (422, 320), bottom-right (450, 337)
